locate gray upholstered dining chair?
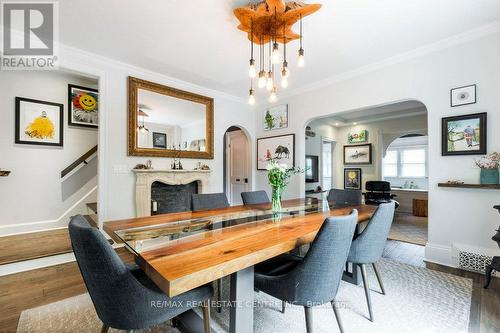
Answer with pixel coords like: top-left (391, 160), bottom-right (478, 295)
top-left (241, 190), bottom-right (270, 205)
top-left (68, 215), bottom-right (213, 333)
top-left (191, 192), bottom-right (230, 311)
top-left (255, 210), bottom-right (358, 333)
top-left (192, 192), bottom-right (229, 211)
top-left (347, 201), bottom-right (395, 322)
top-left (328, 188), bottom-right (363, 205)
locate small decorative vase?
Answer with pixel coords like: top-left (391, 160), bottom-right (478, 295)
top-left (271, 186), bottom-right (283, 214)
top-left (480, 168), bottom-right (500, 185)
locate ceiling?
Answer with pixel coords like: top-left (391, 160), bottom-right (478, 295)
top-left (311, 100), bottom-right (427, 127)
top-left (59, 0), bottom-right (500, 99)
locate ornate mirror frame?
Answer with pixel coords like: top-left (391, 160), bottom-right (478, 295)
top-left (128, 76), bottom-right (214, 159)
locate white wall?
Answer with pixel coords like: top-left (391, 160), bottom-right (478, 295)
top-left (0, 71), bottom-right (98, 232)
top-left (58, 45), bottom-right (255, 224)
top-left (256, 32), bottom-right (500, 266)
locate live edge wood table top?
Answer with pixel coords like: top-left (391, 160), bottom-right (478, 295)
top-left (104, 199), bottom-right (375, 298)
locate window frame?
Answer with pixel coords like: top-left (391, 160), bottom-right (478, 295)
top-left (383, 145), bottom-right (428, 179)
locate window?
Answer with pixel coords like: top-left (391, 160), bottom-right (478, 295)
top-left (383, 147), bottom-right (427, 178)
top-left (322, 140), bottom-right (333, 190)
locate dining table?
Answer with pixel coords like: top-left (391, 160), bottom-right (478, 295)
top-left (104, 198), bottom-right (376, 333)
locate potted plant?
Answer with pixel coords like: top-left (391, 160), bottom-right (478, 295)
top-left (266, 158), bottom-right (303, 214)
top-left (475, 152), bottom-right (500, 185)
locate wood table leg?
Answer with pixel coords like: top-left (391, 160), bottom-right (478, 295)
top-left (230, 266), bottom-right (254, 333)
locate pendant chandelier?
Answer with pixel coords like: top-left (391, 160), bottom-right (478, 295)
top-left (234, 0), bottom-right (321, 104)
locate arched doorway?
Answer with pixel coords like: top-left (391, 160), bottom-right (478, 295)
top-left (223, 126), bottom-right (251, 205)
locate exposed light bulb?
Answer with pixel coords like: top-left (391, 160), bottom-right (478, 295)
top-left (266, 72), bottom-right (273, 91)
top-left (281, 64), bottom-right (289, 79)
top-left (248, 89), bottom-right (256, 105)
top-left (257, 71), bottom-right (267, 88)
top-left (269, 87), bottom-right (278, 103)
top-left (272, 43), bottom-right (281, 64)
top-left (298, 48), bottom-right (305, 68)
top-left (281, 76), bottom-right (288, 88)
top-left (248, 59), bottom-right (256, 78)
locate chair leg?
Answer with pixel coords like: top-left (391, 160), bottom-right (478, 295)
top-left (360, 264), bottom-right (374, 322)
top-left (304, 306), bottom-right (313, 333)
top-left (372, 262), bottom-right (386, 295)
top-left (100, 324), bottom-right (109, 333)
top-left (281, 300), bottom-right (286, 313)
top-left (331, 301), bottom-right (344, 333)
top-left (202, 299), bottom-right (212, 333)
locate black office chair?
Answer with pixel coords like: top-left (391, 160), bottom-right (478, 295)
top-left (363, 181), bottom-right (399, 208)
top-left (68, 215), bottom-right (213, 333)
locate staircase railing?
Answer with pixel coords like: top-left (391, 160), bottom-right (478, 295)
top-left (61, 145), bottom-right (98, 178)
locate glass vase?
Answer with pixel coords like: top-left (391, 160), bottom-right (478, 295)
top-left (271, 186), bottom-right (283, 214)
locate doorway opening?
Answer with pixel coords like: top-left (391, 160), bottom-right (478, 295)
top-left (223, 126), bottom-right (251, 205)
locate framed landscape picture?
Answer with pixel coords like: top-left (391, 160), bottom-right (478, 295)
top-left (348, 130), bottom-right (368, 143)
top-left (344, 168), bottom-right (362, 190)
top-left (153, 132), bottom-right (167, 148)
top-left (257, 134), bottom-right (295, 170)
top-left (442, 112), bottom-right (487, 155)
top-left (264, 104), bottom-right (288, 131)
top-left (344, 144), bottom-right (372, 165)
top-left (68, 84), bottom-right (99, 128)
top-left (450, 84), bottom-right (476, 107)
top-left (15, 97), bottom-right (63, 147)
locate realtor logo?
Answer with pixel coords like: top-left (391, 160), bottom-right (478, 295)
top-left (1, 1), bottom-right (59, 70)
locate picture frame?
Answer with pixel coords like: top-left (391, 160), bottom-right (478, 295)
top-left (264, 104), bottom-right (288, 131)
top-left (15, 97), bottom-right (64, 147)
top-left (442, 112), bottom-right (487, 156)
top-left (152, 132), bottom-right (167, 148)
top-left (450, 84), bottom-right (476, 107)
top-left (344, 168), bottom-right (362, 190)
top-left (348, 130), bottom-right (368, 143)
top-left (305, 155), bottom-right (319, 183)
top-left (343, 143), bottom-right (372, 165)
top-left (257, 134), bottom-right (295, 170)
top-left (68, 84), bottom-right (99, 128)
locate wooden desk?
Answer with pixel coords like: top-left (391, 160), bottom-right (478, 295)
top-left (104, 199), bottom-right (375, 333)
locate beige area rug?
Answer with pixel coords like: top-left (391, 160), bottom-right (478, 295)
top-left (388, 212), bottom-right (428, 246)
top-left (18, 259), bottom-right (471, 333)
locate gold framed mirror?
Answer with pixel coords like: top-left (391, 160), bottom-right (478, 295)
top-left (128, 77), bottom-right (214, 159)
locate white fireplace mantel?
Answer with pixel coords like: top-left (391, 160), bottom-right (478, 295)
top-left (133, 169), bottom-right (212, 217)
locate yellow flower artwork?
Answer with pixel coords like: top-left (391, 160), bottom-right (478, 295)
top-left (25, 111), bottom-right (55, 139)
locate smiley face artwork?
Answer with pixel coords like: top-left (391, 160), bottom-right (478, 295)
top-left (68, 84), bottom-right (99, 128)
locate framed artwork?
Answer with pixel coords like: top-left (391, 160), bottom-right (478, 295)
top-left (344, 168), bottom-right (362, 190)
top-left (68, 84), bottom-right (99, 128)
top-left (442, 112), bottom-right (487, 156)
top-left (257, 134), bottom-right (295, 170)
top-left (348, 130), bottom-right (368, 143)
top-left (264, 104), bottom-right (288, 131)
top-left (344, 144), bottom-right (372, 165)
top-left (450, 84), bottom-right (476, 107)
top-left (15, 97), bottom-right (63, 147)
top-left (152, 132), bottom-right (167, 148)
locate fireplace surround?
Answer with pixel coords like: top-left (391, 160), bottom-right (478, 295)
top-left (133, 169), bottom-right (212, 217)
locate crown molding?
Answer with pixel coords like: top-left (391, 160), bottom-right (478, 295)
top-left (275, 19), bottom-right (500, 102)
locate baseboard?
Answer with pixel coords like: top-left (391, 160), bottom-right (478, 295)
top-left (0, 186), bottom-right (97, 237)
top-left (425, 243), bottom-right (454, 267)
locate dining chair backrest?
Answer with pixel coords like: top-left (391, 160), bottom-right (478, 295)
top-left (287, 210), bottom-right (358, 305)
top-left (241, 190), bottom-right (270, 205)
top-left (192, 192), bottom-right (229, 211)
top-left (327, 188), bottom-right (362, 205)
top-left (348, 201), bottom-right (396, 264)
top-left (69, 215), bottom-right (149, 328)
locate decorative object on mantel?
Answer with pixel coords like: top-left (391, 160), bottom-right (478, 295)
top-left (442, 112), bottom-right (487, 156)
top-left (266, 158), bottom-right (303, 214)
top-left (170, 147), bottom-right (183, 170)
top-left (194, 162), bottom-right (211, 171)
top-left (444, 180), bottom-right (465, 185)
top-left (475, 152), bottom-right (500, 185)
top-left (484, 205), bottom-right (500, 289)
top-left (233, 0), bottom-right (322, 104)
top-left (0, 170), bottom-right (11, 177)
top-left (133, 160), bottom-right (153, 170)
top-left (450, 84), bottom-right (476, 107)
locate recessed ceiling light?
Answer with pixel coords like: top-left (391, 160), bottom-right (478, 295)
top-left (353, 122), bottom-right (358, 125)
top-left (335, 122), bottom-right (339, 126)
